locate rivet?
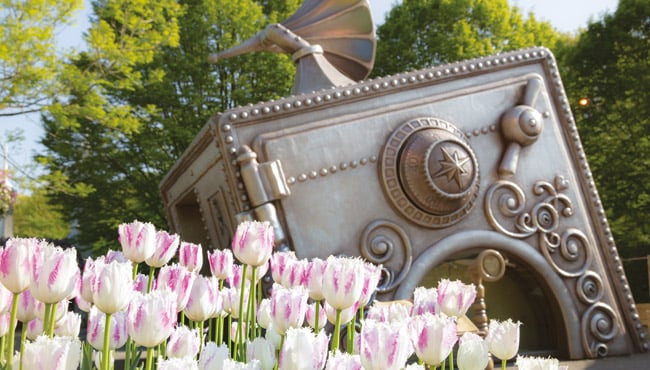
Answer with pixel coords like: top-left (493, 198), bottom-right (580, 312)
top-left (229, 113), bottom-right (238, 120)
top-left (294, 101), bottom-right (302, 108)
top-left (222, 124), bottom-right (231, 132)
top-left (298, 174), bottom-right (308, 182)
top-left (225, 136), bottom-right (233, 144)
top-left (319, 168), bottom-right (328, 176)
top-left (309, 171), bottom-right (318, 179)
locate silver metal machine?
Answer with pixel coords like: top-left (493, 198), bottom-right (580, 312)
top-left (160, 0), bottom-right (648, 359)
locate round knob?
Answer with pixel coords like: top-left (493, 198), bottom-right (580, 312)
top-left (380, 118), bottom-right (480, 228)
top-left (501, 105), bottom-right (544, 146)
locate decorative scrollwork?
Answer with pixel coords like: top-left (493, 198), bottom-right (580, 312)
top-left (581, 303), bottom-right (619, 357)
top-left (485, 176), bottom-right (591, 277)
top-left (577, 271), bottom-right (604, 305)
top-left (360, 220), bottom-right (413, 293)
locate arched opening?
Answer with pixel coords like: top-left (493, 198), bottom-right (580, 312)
top-left (395, 230), bottom-right (578, 359)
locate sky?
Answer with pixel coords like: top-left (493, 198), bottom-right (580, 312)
top-left (3, 0), bottom-right (619, 192)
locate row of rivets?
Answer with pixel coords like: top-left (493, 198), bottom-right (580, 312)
top-left (285, 155), bottom-right (378, 185)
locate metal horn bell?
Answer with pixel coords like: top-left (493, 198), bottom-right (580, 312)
top-left (208, 0), bottom-right (376, 94)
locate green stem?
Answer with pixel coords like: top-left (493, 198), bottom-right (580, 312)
top-left (132, 262), bottom-right (139, 280)
top-left (217, 315), bottom-right (223, 345)
top-left (145, 347), bottom-right (154, 370)
top-left (449, 352), bottom-right (454, 370)
top-left (274, 335), bottom-right (285, 370)
top-left (19, 323), bottom-right (27, 370)
top-left (102, 313), bottom-right (112, 370)
top-left (124, 338), bottom-right (132, 370)
top-left (314, 301), bottom-right (320, 334)
top-left (198, 320), bottom-right (205, 356)
top-left (502, 359), bottom-right (507, 370)
top-left (48, 303), bottom-right (57, 337)
top-left (42, 303), bottom-right (52, 340)
top-left (147, 266), bottom-right (156, 293)
top-left (235, 264), bottom-right (248, 361)
top-left (1, 335), bottom-right (5, 367)
top-left (331, 309), bottom-right (342, 352)
top-left (6, 292), bottom-right (18, 369)
top-left (246, 266), bottom-right (257, 340)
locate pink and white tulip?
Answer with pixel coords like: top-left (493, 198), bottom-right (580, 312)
top-left (127, 289), bottom-right (178, 348)
top-left (0, 283), bottom-right (12, 313)
top-left (257, 298), bottom-right (272, 329)
top-left (436, 279), bottom-right (477, 318)
top-left (146, 230), bottom-right (180, 268)
top-left (0, 312), bottom-right (12, 337)
top-left (306, 302), bottom-right (327, 331)
top-left (270, 251), bottom-right (296, 285)
top-left (23, 335), bottom-right (82, 370)
top-left (278, 327), bottom-right (329, 370)
top-left (16, 289), bottom-right (37, 322)
top-left (92, 259), bottom-right (134, 314)
top-left (366, 301), bottom-right (412, 324)
top-left (269, 284), bottom-right (308, 335)
top-left (80, 257), bottom-right (97, 304)
top-left (0, 237), bottom-right (38, 293)
top-left (322, 256), bottom-right (365, 311)
top-left (281, 259), bottom-right (307, 288)
top-left (359, 319), bottom-right (413, 370)
top-left (325, 351), bottom-right (363, 370)
top-left (198, 342), bottom-right (230, 370)
top-left (184, 275), bottom-right (221, 322)
top-left (118, 220), bottom-right (157, 263)
top-left (26, 317), bottom-right (44, 340)
top-left (134, 273), bottom-right (153, 294)
top-left (457, 332), bottom-right (490, 370)
top-left (208, 248), bottom-right (234, 281)
top-left (156, 263), bottom-right (196, 312)
top-left (412, 286), bottom-right (439, 316)
top-left (246, 337), bottom-right (276, 370)
top-left (179, 241), bottom-right (203, 272)
top-left (324, 300), bottom-right (359, 326)
top-left (54, 311), bottom-right (82, 337)
top-left (30, 243), bottom-right (79, 304)
top-left (232, 221), bottom-right (274, 267)
top-left (305, 257), bottom-right (326, 301)
top-left (87, 306), bottom-right (128, 350)
top-left (408, 313), bottom-right (458, 367)
top-left (359, 262), bottom-right (383, 307)
top-left (167, 326), bottom-right (202, 359)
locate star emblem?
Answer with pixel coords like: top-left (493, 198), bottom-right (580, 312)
top-left (434, 147), bottom-right (470, 188)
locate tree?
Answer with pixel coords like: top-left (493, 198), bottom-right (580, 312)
top-left (13, 189), bottom-right (69, 239)
top-left (40, 0), bottom-right (298, 251)
top-left (559, 0), bottom-right (650, 298)
top-left (0, 0), bottom-right (82, 116)
top-left (372, 0), bottom-right (569, 77)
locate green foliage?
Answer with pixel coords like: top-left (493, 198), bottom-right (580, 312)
top-left (372, 0), bottom-right (569, 76)
top-left (41, 0), bottom-right (297, 251)
top-left (560, 0), bottom-right (650, 265)
top-left (13, 188), bottom-right (70, 239)
top-left (0, 0), bottom-right (82, 116)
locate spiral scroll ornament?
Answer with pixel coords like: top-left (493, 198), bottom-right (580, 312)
top-left (581, 303), bottom-right (619, 357)
top-left (360, 220), bottom-right (413, 293)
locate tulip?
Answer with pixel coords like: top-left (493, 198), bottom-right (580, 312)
top-left (80, 257), bottom-right (97, 304)
top-left (232, 221), bottom-right (274, 268)
top-left (0, 312), bottom-right (11, 337)
top-left (127, 289), bottom-right (178, 348)
top-left (26, 318), bottom-right (44, 340)
top-left (0, 237), bottom-right (38, 293)
top-left (321, 255), bottom-right (365, 350)
top-left (265, 323), bottom-right (282, 350)
top-left (35, 299), bottom-right (69, 326)
top-left (359, 319), bottom-right (413, 370)
top-left (437, 279), bottom-right (477, 318)
top-left (358, 262), bottom-right (383, 307)
top-left (306, 302), bottom-right (327, 331)
top-left (228, 264), bottom-right (244, 290)
top-left (87, 306), bottom-right (128, 350)
top-left (0, 284), bottom-right (12, 314)
top-left (208, 248), bottom-right (234, 281)
top-left (278, 327), bottom-right (329, 370)
top-left (127, 289), bottom-right (178, 370)
top-left (92, 259), bottom-right (134, 314)
top-left (105, 249), bottom-right (128, 263)
top-left (246, 337), bottom-right (276, 370)
top-left (247, 260), bottom-right (269, 283)
top-left (198, 342), bottom-right (230, 370)
top-left (23, 335), bottom-right (82, 370)
top-left (118, 220), bottom-right (157, 264)
top-left (54, 311), bottom-right (81, 337)
top-left (75, 295), bottom-right (92, 313)
top-left (222, 286), bottom-right (249, 320)
top-left (324, 300), bottom-right (359, 326)
top-left (146, 230), bottom-right (180, 268)
top-left (457, 332), bottom-right (489, 370)
top-left (305, 257), bottom-right (326, 301)
top-left (412, 286), bottom-right (439, 316)
top-left (30, 243), bottom-right (79, 304)
top-left (223, 359), bottom-right (262, 370)
top-left (179, 241), bottom-right (204, 272)
top-left (156, 263), bottom-right (196, 312)
top-left (281, 259), bottom-right (307, 288)
top-left (515, 355), bottom-right (561, 370)
top-left (257, 298), bottom-right (272, 329)
top-left (366, 301), bottom-right (412, 324)
top-left (185, 275), bottom-right (221, 323)
top-left (486, 318), bottom-right (521, 370)
top-left (269, 284), bottom-right (308, 336)
top-left (16, 290), bottom-right (37, 323)
top-left (270, 251), bottom-right (297, 285)
top-left (325, 351), bottom-right (363, 370)
top-left (167, 326), bottom-right (202, 359)
top-left (408, 312), bottom-right (457, 367)
top-left (134, 273), bottom-right (154, 294)
top-left (158, 357), bottom-right (199, 370)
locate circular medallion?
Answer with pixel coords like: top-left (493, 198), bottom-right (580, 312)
top-left (380, 117), bottom-right (479, 228)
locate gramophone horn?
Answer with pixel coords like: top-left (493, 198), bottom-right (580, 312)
top-left (208, 0), bottom-right (376, 83)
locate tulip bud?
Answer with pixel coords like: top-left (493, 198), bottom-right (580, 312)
top-left (321, 256), bottom-right (366, 311)
top-left (87, 307), bottom-right (128, 350)
top-left (30, 243), bottom-right (79, 304)
top-left (146, 230), bottom-right (180, 268)
top-left (199, 342), bottom-right (230, 370)
top-left (457, 332), bottom-right (489, 370)
top-left (179, 241), bottom-right (203, 272)
top-left (436, 279), bottom-right (477, 318)
top-left (232, 221), bottom-right (274, 267)
top-left (408, 313), bottom-right (457, 367)
top-left (325, 351), bottom-right (363, 370)
top-left (278, 327), bottom-right (329, 370)
top-left (92, 259), bottom-right (134, 314)
top-left (247, 337), bottom-right (276, 370)
top-left (269, 284), bottom-right (308, 336)
top-left (127, 289), bottom-right (178, 348)
top-left (167, 326), bottom-right (201, 359)
top-left (360, 319), bottom-right (414, 370)
top-left (486, 318), bottom-right (521, 362)
top-left (208, 248), bottom-right (234, 281)
top-left (118, 220), bottom-right (157, 263)
top-left (0, 238), bottom-right (38, 293)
